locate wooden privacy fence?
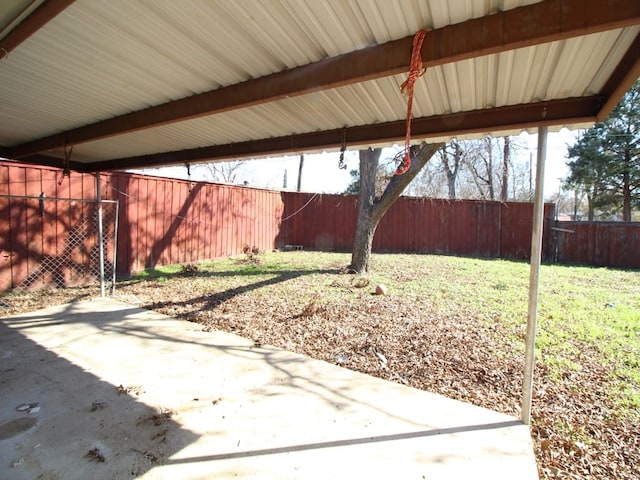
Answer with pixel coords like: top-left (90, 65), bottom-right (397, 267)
top-left (106, 172), bottom-right (284, 274)
top-left (280, 193), bottom-right (555, 260)
top-left (2, 161), bottom-right (638, 291)
top-left (1, 162), bottom-right (284, 290)
top-left (552, 221), bottom-right (640, 268)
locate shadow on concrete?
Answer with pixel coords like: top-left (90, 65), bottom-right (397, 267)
top-left (164, 419), bottom-right (522, 464)
top-left (3, 300), bottom-right (433, 429)
top-left (0, 315), bottom-right (198, 479)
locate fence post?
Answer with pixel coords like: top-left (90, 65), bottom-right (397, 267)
top-left (96, 173), bottom-right (105, 297)
top-left (112, 200), bottom-right (119, 295)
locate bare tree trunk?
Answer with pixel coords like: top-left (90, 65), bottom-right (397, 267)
top-left (349, 143), bottom-right (442, 273)
top-left (501, 136), bottom-right (510, 201)
top-left (297, 154), bottom-right (304, 192)
top-left (350, 148), bottom-right (379, 273)
top-left (447, 172), bottom-right (456, 199)
top-left (487, 138), bottom-right (495, 200)
top-left (622, 169), bottom-right (631, 221)
top-left (441, 142), bottom-right (461, 200)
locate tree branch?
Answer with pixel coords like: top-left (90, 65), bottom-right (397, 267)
top-left (371, 142), bottom-right (443, 223)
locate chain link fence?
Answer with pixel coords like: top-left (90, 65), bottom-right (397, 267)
top-left (1, 195), bottom-right (118, 293)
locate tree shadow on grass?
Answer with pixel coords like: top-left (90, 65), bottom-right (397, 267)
top-left (134, 268), bottom-right (340, 312)
top-left (121, 256), bottom-right (340, 282)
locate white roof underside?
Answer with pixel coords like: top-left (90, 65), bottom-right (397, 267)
top-left (0, 0), bottom-right (638, 166)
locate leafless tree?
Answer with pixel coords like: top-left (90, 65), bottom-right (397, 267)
top-left (501, 136), bottom-right (511, 201)
top-left (439, 141), bottom-right (465, 199)
top-left (408, 160), bottom-right (446, 198)
top-left (463, 136), bottom-right (525, 201)
top-left (349, 143), bottom-right (442, 273)
top-left (464, 136), bottom-right (497, 200)
top-left (409, 141), bottom-right (464, 199)
top-left (202, 160), bottom-right (248, 184)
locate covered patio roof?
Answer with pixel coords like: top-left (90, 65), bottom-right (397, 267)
top-left (1, 0), bottom-right (639, 173)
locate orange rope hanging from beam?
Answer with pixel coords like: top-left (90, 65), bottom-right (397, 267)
top-left (396, 29), bottom-right (427, 175)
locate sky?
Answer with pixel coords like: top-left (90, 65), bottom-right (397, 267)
top-left (138, 128), bottom-right (581, 199)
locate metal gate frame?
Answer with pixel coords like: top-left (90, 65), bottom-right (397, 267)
top-left (0, 194), bottom-right (119, 295)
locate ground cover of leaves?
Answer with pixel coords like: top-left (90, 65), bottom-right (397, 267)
top-left (2, 251), bottom-right (638, 479)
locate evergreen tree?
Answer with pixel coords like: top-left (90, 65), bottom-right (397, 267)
top-left (565, 80), bottom-right (640, 221)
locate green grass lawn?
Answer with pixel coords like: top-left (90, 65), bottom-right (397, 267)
top-left (372, 253), bottom-right (639, 415)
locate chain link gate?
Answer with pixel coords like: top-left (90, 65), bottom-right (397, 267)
top-left (0, 195), bottom-right (118, 293)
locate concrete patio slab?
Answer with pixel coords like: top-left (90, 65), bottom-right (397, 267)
top-left (0, 298), bottom-right (539, 479)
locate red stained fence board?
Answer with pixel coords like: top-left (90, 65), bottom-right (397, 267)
top-left (280, 193), bottom-right (556, 261)
top-left (2, 161), bottom-right (637, 291)
top-left (553, 221), bottom-right (640, 268)
top-left (1, 163), bottom-right (284, 289)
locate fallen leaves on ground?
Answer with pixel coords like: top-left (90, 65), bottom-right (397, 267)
top-left (85, 447), bottom-right (106, 463)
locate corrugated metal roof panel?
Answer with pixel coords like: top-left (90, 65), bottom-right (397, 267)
top-left (0, 0), bottom-right (638, 167)
top-left (0, 0), bottom-right (545, 145)
top-left (27, 22), bottom-right (635, 165)
top-left (585, 27), bottom-right (640, 93)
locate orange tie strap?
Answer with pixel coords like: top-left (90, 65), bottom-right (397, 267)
top-left (396, 29), bottom-right (427, 175)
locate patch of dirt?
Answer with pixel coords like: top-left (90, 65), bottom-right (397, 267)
top-left (2, 268), bottom-right (638, 480)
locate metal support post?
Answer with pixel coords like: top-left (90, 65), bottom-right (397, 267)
top-left (522, 126), bottom-right (548, 425)
top-left (96, 173), bottom-right (106, 297)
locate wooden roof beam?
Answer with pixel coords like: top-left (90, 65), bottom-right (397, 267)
top-left (596, 32), bottom-right (640, 121)
top-left (75, 96), bottom-right (601, 173)
top-left (9, 0), bottom-right (639, 159)
top-left (0, 0), bottom-right (75, 59)
top-left (4, 154), bottom-right (84, 171)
